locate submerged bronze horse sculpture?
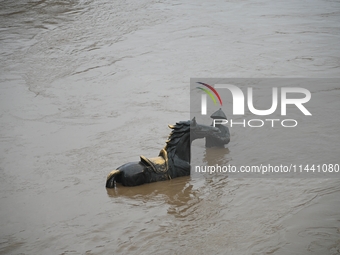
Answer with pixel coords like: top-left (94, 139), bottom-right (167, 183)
top-left (105, 118), bottom-right (220, 188)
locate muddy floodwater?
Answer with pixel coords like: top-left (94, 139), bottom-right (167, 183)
top-left (1, 0), bottom-right (340, 254)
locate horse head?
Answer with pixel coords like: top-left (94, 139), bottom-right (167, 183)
top-left (190, 117), bottom-right (220, 140)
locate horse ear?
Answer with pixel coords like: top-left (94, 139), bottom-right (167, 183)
top-left (191, 117), bottom-right (197, 126)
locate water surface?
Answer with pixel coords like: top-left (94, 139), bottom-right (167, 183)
top-left (1, 0), bottom-right (340, 254)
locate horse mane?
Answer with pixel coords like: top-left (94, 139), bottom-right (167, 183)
top-left (164, 120), bottom-right (190, 151)
top-left (163, 120), bottom-right (192, 177)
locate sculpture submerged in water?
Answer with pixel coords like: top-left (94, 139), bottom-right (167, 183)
top-left (106, 117), bottom-right (224, 188)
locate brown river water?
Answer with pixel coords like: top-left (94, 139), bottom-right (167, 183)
top-left (1, 0), bottom-right (340, 254)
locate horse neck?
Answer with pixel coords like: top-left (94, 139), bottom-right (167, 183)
top-left (168, 128), bottom-right (208, 162)
top-left (169, 132), bottom-right (191, 162)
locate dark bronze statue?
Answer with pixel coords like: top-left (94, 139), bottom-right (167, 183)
top-left (106, 118), bottom-right (223, 188)
top-left (205, 108), bottom-right (230, 148)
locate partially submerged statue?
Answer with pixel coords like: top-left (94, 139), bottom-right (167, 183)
top-left (205, 108), bottom-right (230, 148)
top-left (106, 118), bottom-right (223, 188)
